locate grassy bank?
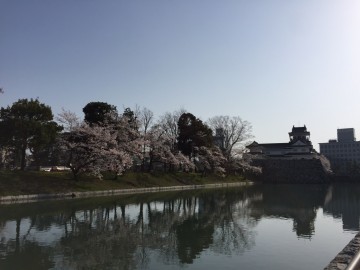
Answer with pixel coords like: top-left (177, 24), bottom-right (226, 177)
top-left (0, 170), bottom-right (247, 196)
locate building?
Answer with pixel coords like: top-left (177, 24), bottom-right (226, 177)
top-left (213, 128), bottom-right (225, 150)
top-left (245, 126), bottom-right (331, 183)
top-left (337, 128), bottom-right (356, 142)
top-left (319, 128), bottom-right (360, 174)
top-left (246, 125), bottom-right (314, 157)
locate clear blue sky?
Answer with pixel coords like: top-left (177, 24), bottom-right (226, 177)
top-left (1, 0), bottom-right (360, 149)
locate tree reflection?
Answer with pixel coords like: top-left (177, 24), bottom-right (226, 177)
top-left (2, 183), bottom-right (358, 269)
top-left (176, 216), bottom-right (214, 263)
top-left (0, 218), bottom-right (55, 270)
top-left (1, 189), bottom-right (259, 269)
top-left (0, 241), bottom-right (54, 270)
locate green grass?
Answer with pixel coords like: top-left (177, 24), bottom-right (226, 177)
top-left (0, 170), bottom-right (247, 197)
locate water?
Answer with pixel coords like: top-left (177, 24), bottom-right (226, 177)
top-left (0, 183), bottom-right (359, 270)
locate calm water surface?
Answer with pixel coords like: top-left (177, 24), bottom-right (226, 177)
top-left (0, 183), bottom-right (359, 270)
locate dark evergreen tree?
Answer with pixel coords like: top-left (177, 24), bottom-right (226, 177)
top-left (123, 107), bottom-right (138, 130)
top-left (0, 98), bottom-right (61, 170)
top-left (83, 102), bottom-right (118, 125)
top-left (177, 113), bottom-right (213, 158)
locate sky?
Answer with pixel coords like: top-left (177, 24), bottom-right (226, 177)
top-left (1, 0), bottom-right (360, 150)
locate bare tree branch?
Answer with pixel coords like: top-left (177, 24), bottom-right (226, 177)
top-left (207, 116), bottom-right (253, 160)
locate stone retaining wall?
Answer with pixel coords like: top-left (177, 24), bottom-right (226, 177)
top-left (324, 232), bottom-right (360, 270)
top-left (0, 182), bottom-right (248, 204)
top-left (254, 158), bottom-right (330, 183)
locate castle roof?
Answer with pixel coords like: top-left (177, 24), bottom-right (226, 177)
top-left (246, 141), bottom-right (310, 149)
top-left (289, 125), bottom-right (310, 136)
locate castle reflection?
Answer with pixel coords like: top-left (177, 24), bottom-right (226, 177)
top-left (0, 183), bottom-right (359, 269)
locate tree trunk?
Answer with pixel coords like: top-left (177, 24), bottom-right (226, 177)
top-left (70, 167), bottom-right (79, 181)
top-left (15, 218), bottom-right (21, 254)
top-left (20, 145), bottom-right (27, 170)
top-left (147, 155), bottom-right (153, 172)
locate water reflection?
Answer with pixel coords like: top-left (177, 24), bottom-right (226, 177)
top-left (323, 184), bottom-right (360, 231)
top-left (0, 184), bottom-right (359, 269)
top-left (248, 184), bottom-right (328, 238)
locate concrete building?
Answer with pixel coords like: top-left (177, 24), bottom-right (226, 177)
top-left (337, 128), bottom-right (356, 142)
top-left (319, 128), bottom-right (360, 174)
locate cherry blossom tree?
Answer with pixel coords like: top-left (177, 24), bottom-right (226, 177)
top-left (110, 115), bottom-right (143, 177)
top-left (57, 110), bottom-right (142, 180)
top-left (0, 145), bottom-right (15, 169)
top-left (318, 154), bottom-right (332, 174)
top-left (227, 156), bottom-right (262, 177)
top-left (146, 124), bottom-right (194, 172)
top-left (140, 109), bottom-right (195, 172)
top-left (195, 146), bottom-right (227, 176)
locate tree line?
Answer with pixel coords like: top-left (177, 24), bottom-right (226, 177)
top-left (0, 98), bottom-right (259, 180)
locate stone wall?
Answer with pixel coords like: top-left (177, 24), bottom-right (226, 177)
top-left (253, 157), bottom-right (331, 183)
top-left (324, 232), bottom-right (360, 270)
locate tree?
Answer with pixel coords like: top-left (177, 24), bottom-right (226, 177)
top-left (57, 110), bottom-right (142, 180)
top-left (195, 146), bottom-right (226, 176)
top-left (122, 107), bottom-right (139, 129)
top-left (177, 113), bottom-right (213, 159)
top-left (109, 114), bottom-right (143, 177)
top-left (0, 98), bottom-right (61, 170)
top-left (137, 107), bottom-right (154, 171)
top-left (0, 145), bottom-right (15, 169)
top-left (207, 116), bottom-right (252, 161)
top-left (83, 102), bottom-right (118, 125)
top-left (56, 109), bottom-right (81, 132)
top-left (31, 141), bottom-right (62, 167)
top-left (227, 155), bottom-right (262, 177)
top-left (138, 107), bottom-right (154, 135)
top-left (157, 109), bottom-right (186, 152)
top-left (146, 124), bottom-right (194, 172)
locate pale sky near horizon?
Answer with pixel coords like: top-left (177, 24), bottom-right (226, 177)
top-left (1, 0), bottom-right (360, 150)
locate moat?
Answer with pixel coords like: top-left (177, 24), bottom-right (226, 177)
top-left (0, 183), bottom-right (359, 270)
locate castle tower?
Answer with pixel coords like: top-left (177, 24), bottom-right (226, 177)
top-left (289, 125), bottom-right (311, 144)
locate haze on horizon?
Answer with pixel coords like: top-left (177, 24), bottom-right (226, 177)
top-left (1, 0), bottom-right (360, 150)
